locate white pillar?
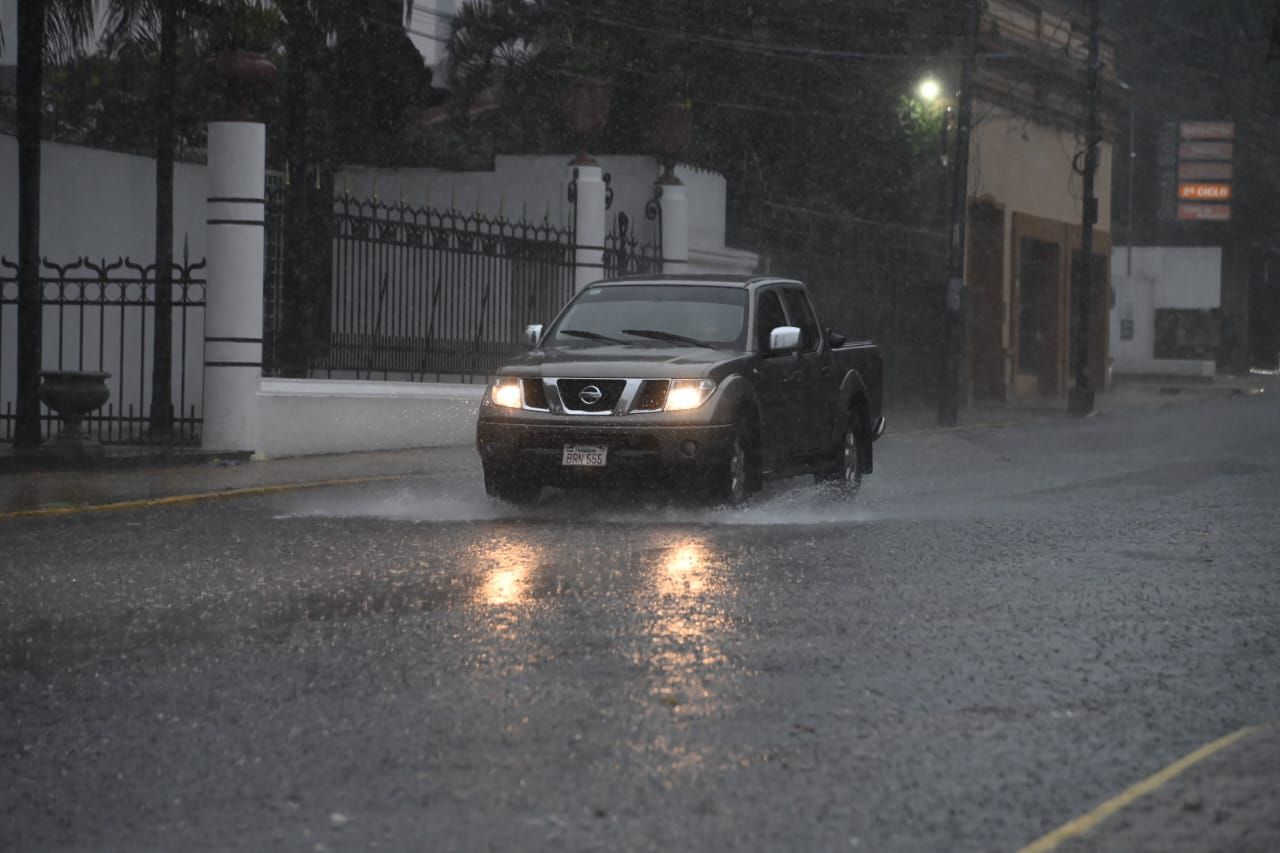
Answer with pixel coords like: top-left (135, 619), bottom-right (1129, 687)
top-left (658, 178), bottom-right (689, 274)
top-left (202, 121), bottom-right (265, 452)
top-left (571, 163), bottom-right (607, 292)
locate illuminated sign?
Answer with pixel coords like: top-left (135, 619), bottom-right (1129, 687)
top-left (1178, 162), bottom-right (1232, 181)
top-left (1179, 121), bottom-right (1235, 140)
top-left (1177, 204), bottom-right (1232, 221)
top-left (1177, 183), bottom-right (1232, 201)
top-left (1178, 141), bottom-right (1233, 161)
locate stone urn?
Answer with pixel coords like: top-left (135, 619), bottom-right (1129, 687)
top-left (39, 371), bottom-right (111, 449)
top-left (207, 50), bottom-right (278, 122)
top-left (654, 100), bottom-right (692, 184)
top-left (563, 78), bottom-right (609, 165)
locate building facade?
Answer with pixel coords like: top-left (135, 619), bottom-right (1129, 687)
top-left (963, 0), bottom-right (1122, 401)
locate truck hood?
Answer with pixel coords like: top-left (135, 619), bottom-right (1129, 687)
top-left (501, 344), bottom-right (736, 378)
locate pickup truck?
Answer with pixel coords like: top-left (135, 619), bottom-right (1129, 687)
top-left (475, 274), bottom-right (885, 505)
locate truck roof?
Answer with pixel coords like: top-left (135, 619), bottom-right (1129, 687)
top-left (591, 274), bottom-right (802, 289)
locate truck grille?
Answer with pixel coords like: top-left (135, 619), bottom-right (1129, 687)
top-left (558, 379), bottom-right (626, 413)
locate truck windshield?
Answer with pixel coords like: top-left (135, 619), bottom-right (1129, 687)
top-left (548, 285), bottom-right (748, 350)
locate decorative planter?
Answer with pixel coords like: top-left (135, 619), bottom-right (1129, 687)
top-left (563, 78), bottom-right (609, 165)
top-left (39, 371), bottom-right (111, 449)
top-left (207, 50), bottom-right (278, 122)
top-left (654, 100), bottom-right (692, 184)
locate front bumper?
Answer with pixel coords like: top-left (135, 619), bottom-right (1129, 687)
top-left (476, 417), bottom-right (737, 488)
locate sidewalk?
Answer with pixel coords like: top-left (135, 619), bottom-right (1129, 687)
top-left (1, 372), bottom-right (1269, 518)
top-left (888, 371), bottom-right (1271, 434)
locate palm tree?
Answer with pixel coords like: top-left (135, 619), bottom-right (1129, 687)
top-left (271, 0), bottom-right (418, 375)
top-left (100, 1), bottom-right (171, 433)
top-left (14, 0), bottom-right (97, 448)
top-left (103, 0), bottom-right (208, 437)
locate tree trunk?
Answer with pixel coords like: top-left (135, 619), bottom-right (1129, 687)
top-left (15, 0), bottom-right (46, 448)
top-left (149, 0), bottom-right (178, 436)
top-left (281, 12), bottom-right (321, 377)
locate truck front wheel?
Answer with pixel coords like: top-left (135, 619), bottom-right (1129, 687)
top-left (706, 426), bottom-right (752, 507)
top-left (484, 466), bottom-right (541, 505)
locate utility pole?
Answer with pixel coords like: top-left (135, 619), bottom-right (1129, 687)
top-left (1070, 0), bottom-right (1101, 416)
top-left (938, 0), bottom-right (979, 427)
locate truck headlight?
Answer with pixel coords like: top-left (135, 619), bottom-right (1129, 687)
top-left (665, 379), bottom-right (716, 411)
top-left (489, 377), bottom-right (523, 409)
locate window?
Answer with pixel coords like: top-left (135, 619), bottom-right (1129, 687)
top-left (755, 289), bottom-right (787, 351)
top-left (780, 288), bottom-right (821, 351)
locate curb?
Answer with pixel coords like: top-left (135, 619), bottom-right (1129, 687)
top-left (0, 472), bottom-right (428, 521)
top-left (0, 448), bottom-right (253, 476)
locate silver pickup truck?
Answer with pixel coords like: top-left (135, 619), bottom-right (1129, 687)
top-left (475, 274), bottom-right (885, 505)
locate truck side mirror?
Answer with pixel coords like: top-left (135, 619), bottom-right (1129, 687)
top-left (525, 324), bottom-right (543, 347)
top-left (828, 329), bottom-right (846, 348)
top-left (768, 326), bottom-right (802, 353)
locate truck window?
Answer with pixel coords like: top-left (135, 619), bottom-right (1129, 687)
top-left (548, 284), bottom-right (748, 349)
top-left (780, 288), bottom-right (821, 351)
top-left (756, 290), bottom-right (787, 351)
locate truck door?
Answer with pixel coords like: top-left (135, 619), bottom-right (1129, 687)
top-left (779, 286), bottom-right (832, 457)
top-left (753, 287), bottom-right (805, 467)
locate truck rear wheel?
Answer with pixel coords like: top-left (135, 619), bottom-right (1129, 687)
top-left (816, 416), bottom-right (863, 497)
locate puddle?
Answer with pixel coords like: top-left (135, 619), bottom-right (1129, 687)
top-left (274, 479), bottom-right (888, 527)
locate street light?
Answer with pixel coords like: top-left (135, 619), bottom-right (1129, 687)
top-left (916, 76), bottom-right (943, 104)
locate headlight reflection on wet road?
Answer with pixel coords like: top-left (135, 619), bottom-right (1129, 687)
top-left (476, 537), bottom-right (539, 608)
top-left (647, 534), bottom-right (735, 715)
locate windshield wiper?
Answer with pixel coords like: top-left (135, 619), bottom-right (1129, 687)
top-left (558, 329), bottom-right (627, 344)
top-left (621, 328), bottom-right (716, 348)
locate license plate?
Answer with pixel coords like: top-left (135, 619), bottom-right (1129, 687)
top-left (562, 445), bottom-right (607, 466)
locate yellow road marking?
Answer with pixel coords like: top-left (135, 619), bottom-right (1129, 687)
top-left (1017, 724), bottom-right (1263, 853)
top-left (0, 473), bottom-right (422, 521)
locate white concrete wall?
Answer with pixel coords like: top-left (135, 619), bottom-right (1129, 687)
top-left (1, 135), bottom-right (209, 429)
top-left (256, 378), bottom-right (482, 457)
top-left (1110, 246), bottom-right (1221, 376)
top-left (405, 0), bottom-right (459, 80)
top-left (336, 155), bottom-right (755, 275)
top-left (970, 104), bottom-right (1114, 233)
top-left (0, 134), bottom-right (209, 263)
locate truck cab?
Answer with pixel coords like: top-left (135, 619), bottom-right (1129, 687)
top-left (475, 275), bottom-right (884, 505)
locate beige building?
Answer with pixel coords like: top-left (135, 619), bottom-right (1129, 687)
top-left (963, 0), bottom-right (1122, 401)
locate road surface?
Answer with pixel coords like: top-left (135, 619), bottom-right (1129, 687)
top-left (2, 391), bottom-right (1277, 851)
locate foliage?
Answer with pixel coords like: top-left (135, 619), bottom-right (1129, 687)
top-left (203, 0), bottom-right (280, 54)
top-left (445, 0), bottom-right (967, 230)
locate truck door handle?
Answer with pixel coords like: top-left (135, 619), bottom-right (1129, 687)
top-left (787, 370), bottom-right (803, 383)
top-left (820, 366), bottom-right (831, 376)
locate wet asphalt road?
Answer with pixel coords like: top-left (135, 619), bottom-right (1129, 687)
top-left (2, 393), bottom-right (1278, 852)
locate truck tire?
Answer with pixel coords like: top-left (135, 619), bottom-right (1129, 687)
top-left (484, 466), bottom-right (541, 505)
top-left (816, 414), bottom-right (863, 497)
top-left (707, 425), bottom-right (751, 507)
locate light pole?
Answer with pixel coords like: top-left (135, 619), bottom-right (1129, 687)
top-left (938, 0), bottom-right (980, 428)
top-left (1069, 0), bottom-right (1101, 416)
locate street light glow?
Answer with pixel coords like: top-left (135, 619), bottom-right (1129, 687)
top-left (917, 77), bottom-right (942, 103)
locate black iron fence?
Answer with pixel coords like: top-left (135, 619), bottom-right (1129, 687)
top-left (752, 203), bottom-right (949, 411)
top-left (0, 254), bottom-right (206, 444)
top-left (265, 187), bottom-right (663, 382)
top-left (322, 196), bottom-right (577, 382)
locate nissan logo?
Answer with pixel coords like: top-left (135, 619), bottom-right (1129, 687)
top-left (578, 385), bottom-right (604, 406)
